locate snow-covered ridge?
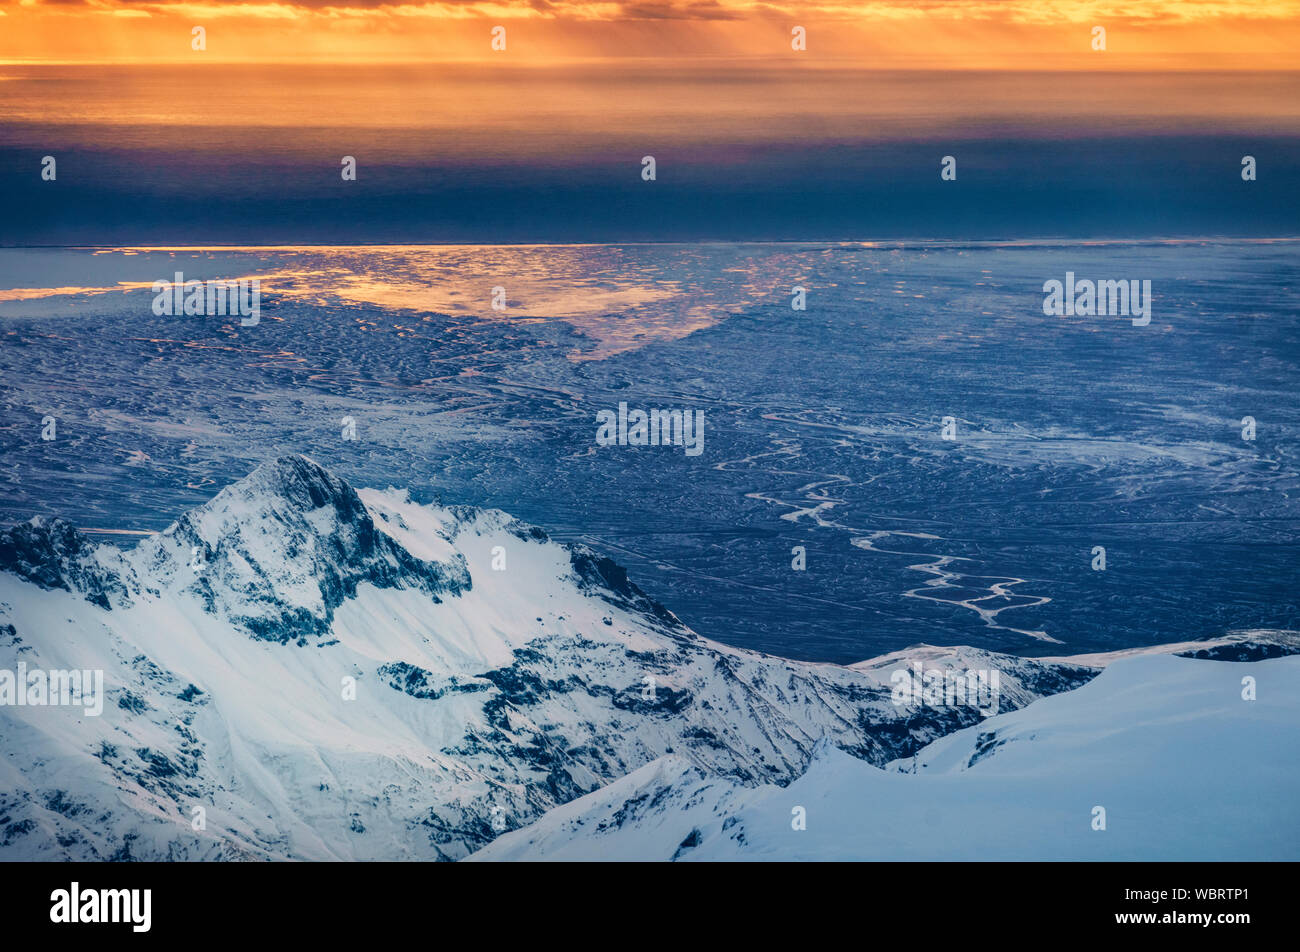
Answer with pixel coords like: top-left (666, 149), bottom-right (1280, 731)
top-left (0, 455), bottom-right (1295, 861)
top-left (133, 455), bottom-right (476, 644)
top-left (474, 654), bottom-right (1300, 861)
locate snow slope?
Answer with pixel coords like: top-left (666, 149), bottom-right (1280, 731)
top-left (474, 653), bottom-right (1300, 861)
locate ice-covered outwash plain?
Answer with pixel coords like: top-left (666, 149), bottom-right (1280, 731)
top-left (0, 241), bottom-right (1296, 663)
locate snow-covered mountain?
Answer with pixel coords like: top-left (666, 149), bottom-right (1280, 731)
top-left (0, 455), bottom-right (1294, 860)
top-left (473, 653), bottom-right (1300, 861)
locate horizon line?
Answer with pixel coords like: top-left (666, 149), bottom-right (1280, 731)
top-left (4, 238), bottom-right (1299, 252)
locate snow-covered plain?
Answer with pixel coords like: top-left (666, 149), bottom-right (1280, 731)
top-left (0, 455), bottom-right (1295, 861)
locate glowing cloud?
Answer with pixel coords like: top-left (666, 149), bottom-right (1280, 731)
top-left (1, 0), bottom-right (1298, 64)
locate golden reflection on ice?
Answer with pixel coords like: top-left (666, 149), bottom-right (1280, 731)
top-left (2, 245), bottom-right (804, 360)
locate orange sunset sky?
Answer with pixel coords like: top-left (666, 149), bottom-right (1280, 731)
top-left (1, 0), bottom-right (1298, 67)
